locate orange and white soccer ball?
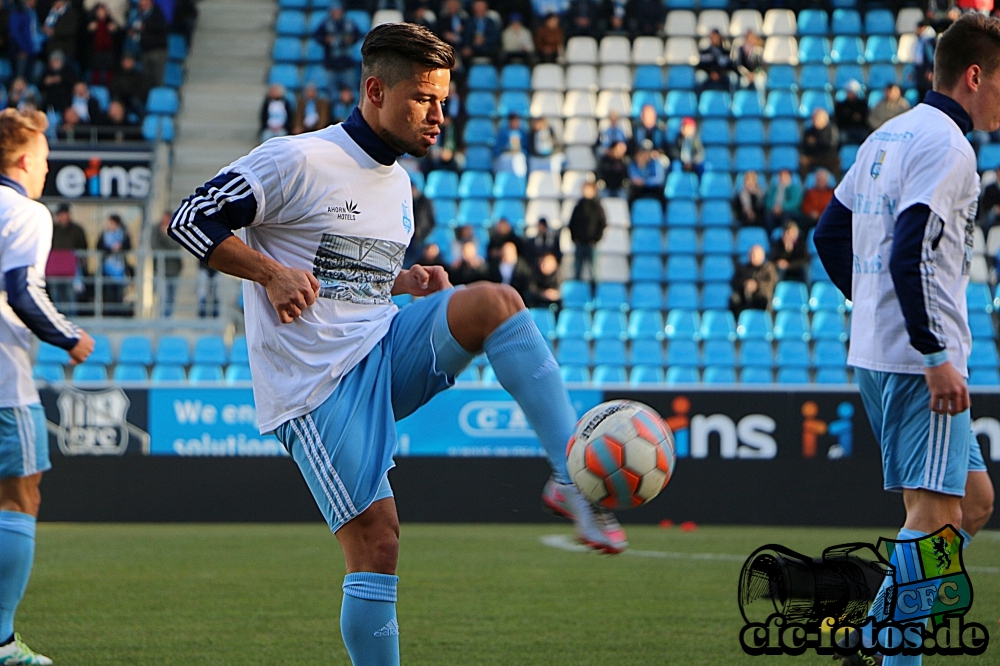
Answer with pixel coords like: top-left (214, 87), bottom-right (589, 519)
top-left (566, 400), bottom-right (676, 510)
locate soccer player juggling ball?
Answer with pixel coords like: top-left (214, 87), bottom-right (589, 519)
top-left (170, 23), bottom-right (626, 665)
top-left (815, 14), bottom-right (998, 666)
top-left (0, 109), bottom-right (95, 665)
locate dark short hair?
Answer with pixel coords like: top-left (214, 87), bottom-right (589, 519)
top-left (935, 13), bottom-right (1000, 91)
top-left (360, 23), bottom-right (455, 89)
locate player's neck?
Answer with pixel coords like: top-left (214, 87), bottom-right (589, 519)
top-left (348, 106), bottom-right (401, 166)
top-left (926, 89), bottom-right (974, 134)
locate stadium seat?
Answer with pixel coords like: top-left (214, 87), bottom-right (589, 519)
top-left (633, 65), bottom-right (664, 91)
top-left (465, 91), bottom-right (495, 117)
top-left (225, 364), bottom-right (253, 383)
top-left (867, 64), bottom-right (898, 90)
top-left (629, 338), bottom-right (664, 366)
top-left (763, 8), bottom-right (796, 36)
top-left (560, 281), bottom-right (592, 311)
top-left (150, 364), bottom-right (185, 383)
top-left (977, 144), bottom-right (1000, 171)
top-left (969, 367), bottom-right (1000, 386)
top-left (529, 308), bottom-right (557, 341)
top-left (664, 90), bottom-right (697, 117)
top-left (592, 364), bottom-right (627, 385)
top-left (810, 255), bottom-right (832, 283)
top-left (666, 339), bottom-right (699, 367)
top-left (700, 309), bottom-right (736, 341)
top-left (664, 228), bottom-right (696, 254)
top-left (773, 281), bottom-right (810, 312)
top-left (592, 310), bottom-right (628, 341)
top-left (189, 364), bottom-right (224, 384)
top-left (865, 36), bottom-right (898, 64)
top-left (425, 171), bottom-right (459, 199)
top-left (596, 90), bottom-right (630, 117)
top-left (458, 171), bottom-right (493, 199)
top-left (698, 91), bottom-right (731, 118)
top-left (768, 118), bottom-right (800, 145)
top-left (566, 36), bottom-right (598, 64)
top-left (663, 66), bottom-right (695, 92)
top-left (733, 119), bottom-right (765, 146)
top-left (703, 146), bottom-right (732, 172)
top-left (739, 339), bottom-right (773, 367)
top-left (797, 9), bottom-right (829, 35)
top-left (461, 146), bottom-right (491, 172)
top-left (798, 36), bottom-right (831, 65)
top-left (968, 340), bottom-right (999, 368)
top-left (632, 36), bottom-right (664, 65)
top-left (462, 118), bottom-right (496, 146)
top-left (665, 10), bottom-right (697, 36)
top-left (36, 341), bottom-right (69, 364)
top-left (812, 311), bottom-right (848, 342)
top-left (432, 200), bottom-right (457, 227)
top-left (594, 283), bottom-right (628, 312)
top-left (599, 35), bottom-right (631, 64)
top-left (271, 37), bottom-right (301, 62)
top-left (699, 119), bottom-right (730, 146)
top-left (701, 228), bottom-right (734, 254)
top-left (598, 65), bottom-right (631, 91)
top-left (769, 146), bottom-right (799, 172)
top-left (631, 256), bottom-right (663, 282)
top-left (229, 336), bottom-right (248, 365)
top-left (630, 282), bottom-right (664, 310)
top-left (664, 37), bottom-right (699, 66)
top-left (731, 90), bottom-right (763, 118)
top-left (303, 40), bottom-right (324, 64)
top-left (799, 90), bottom-right (834, 118)
top-left (666, 200), bottom-right (698, 226)
top-left (665, 172), bottom-right (699, 200)
top-left (735, 227), bottom-right (769, 257)
top-left (193, 336), bottom-right (228, 365)
top-left (456, 199), bottom-right (491, 227)
top-left (72, 363), bottom-right (107, 382)
top-left (776, 340), bottom-right (810, 367)
top-left (561, 365), bottom-right (591, 383)
top-left (500, 64), bottom-right (531, 90)
top-left (813, 340), bottom-right (848, 368)
top-left (563, 90), bottom-right (597, 117)
top-left (699, 172), bottom-right (732, 200)
top-left (701, 282), bottom-right (731, 310)
top-left (703, 340), bottom-right (736, 366)
top-left (666, 255), bottom-right (698, 282)
top-left (733, 146), bottom-right (766, 173)
top-left (556, 339), bottom-right (590, 366)
top-left (156, 336), bottom-right (190, 365)
top-left (815, 368), bottom-right (848, 384)
top-left (741, 367), bottom-right (773, 384)
top-left (267, 64), bottom-right (300, 89)
top-left (563, 118), bottom-right (598, 145)
top-left (565, 64), bottom-right (598, 90)
top-left (839, 144), bottom-right (860, 170)
top-left (765, 65), bottom-right (796, 91)
top-left (763, 36), bottom-right (798, 65)
top-left (702, 255), bottom-right (734, 283)
top-left (830, 36), bottom-right (865, 65)
top-left (467, 65), bottom-right (498, 90)
top-left (736, 310), bottom-right (773, 341)
top-left (33, 364), bottom-right (64, 382)
top-left (765, 90), bottom-right (798, 120)
top-left (703, 365), bottom-right (737, 384)
top-left (556, 309), bottom-right (591, 340)
top-left (729, 9), bottom-right (763, 37)
top-left (967, 283), bottom-right (995, 314)
top-left (90, 335), bottom-right (113, 365)
top-left (630, 365), bottom-right (665, 385)
top-left (799, 64), bottom-right (831, 90)
top-left (774, 311), bottom-right (810, 342)
top-left (665, 282), bottom-right (698, 309)
top-left (666, 366), bottom-right (699, 384)
top-left (141, 115), bottom-right (175, 141)
top-left (492, 199), bottom-right (525, 226)
top-left (629, 310), bottom-right (666, 341)
top-left (832, 9), bottom-right (862, 35)
top-left (777, 367), bottom-right (810, 384)
top-left (864, 9), bottom-right (896, 35)
top-left (275, 11), bottom-right (307, 35)
top-left (834, 64), bottom-right (865, 90)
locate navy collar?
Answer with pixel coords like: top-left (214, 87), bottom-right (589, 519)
top-left (342, 107), bottom-right (401, 166)
top-left (0, 174), bottom-right (27, 197)
top-left (921, 91), bottom-right (973, 135)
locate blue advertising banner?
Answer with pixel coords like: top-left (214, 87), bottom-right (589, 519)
top-left (395, 389), bottom-right (603, 456)
top-left (147, 388), bottom-right (287, 456)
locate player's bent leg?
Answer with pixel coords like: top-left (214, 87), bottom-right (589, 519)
top-left (447, 284), bottom-right (628, 554)
top-left (335, 498), bottom-right (401, 666)
top-left (901, 488), bottom-right (962, 534)
top-left (960, 471), bottom-right (994, 539)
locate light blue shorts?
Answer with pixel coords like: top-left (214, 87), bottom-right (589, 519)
top-left (0, 404), bottom-right (52, 479)
top-left (856, 368), bottom-right (987, 497)
top-left (275, 288), bottom-right (473, 533)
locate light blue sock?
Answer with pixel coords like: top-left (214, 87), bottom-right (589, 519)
top-left (483, 309), bottom-right (574, 484)
top-left (0, 511), bottom-right (36, 640)
top-left (341, 572), bottom-right (399, 666)
top-left (959, 528), bottom-right (973, 550)
top-left (874, 528), bottom-right (925, 666)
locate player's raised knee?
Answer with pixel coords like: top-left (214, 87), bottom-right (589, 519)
top-left (480, 283), bottom-right (525, 329)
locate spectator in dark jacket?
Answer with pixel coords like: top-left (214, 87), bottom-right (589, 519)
top-left (47, 203), bottom-right (88, 311)
top-left (131, 0), bottom-right (168, 88)
top-left (39, 50), bottom-right (75, 112)
top-left (85, 3), bottom-right (119, 86)
top-left (293, 83), bottom-right (331, 134)
top-left (259, 84), bottom-right (293, 142)
top-left (596, 140), bottom-right (629, 197)
top-left (799, 108), bottom-right (839, 178)
top-left (100, 98), bottom-right (142, 141)
top-left (437, 0), bottom-right (468, 54)
top-left (9, 0), bottom-right (43, 82)
top-left (732, 30), bottom-right (764, 92)
top-left (42, 0), bottom-right (80, 62)
top-left (566, 0), bottom-right (603, 38)
top-left (627, 0), bottom-right (664, 37)
top-left (632, 103), bottom-right (666, 154)
top-left (568, 181), bottom-right (606, 281)
top-left (449, 241), bottom-right (488, 285)
top-left (110, 56), bottom-right (148, 117)
top-left (486, 217), bottom-right (522, 260)
top-left (732, 170), bottom-right (766, 227)
top-left (698, 29), bottom-right (732, 91)
top-left (488, 241), bottom-right (533, 296)
top-left (833, 80), bottom-right (868, 146)
top-left (627, 141), bottom-right (666, 201)
top-left (527, 251), bottom-right (562, 308)
top-left (668, 116), bottom-right (705, 174)
top-left (7, 76), bottom-right (41, 111)
top-left (977, 168), bottom-right (1000, 231)
top-left (523, 217), bottom-right (562, 265)
top-left (534, 13), bottom-right (563, 63)
top-left (69, 82), bottom-right (103, 125)
top-left (314, 2), bottom-right (362, 97)
top-left (770, 221), bottom-right (808, 283)
top-left (463, 0), bottom-right (500, 62)
top-left (730, 245), bottom-right (777, 315)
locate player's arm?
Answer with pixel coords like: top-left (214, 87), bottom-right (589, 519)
top-left (813, 196), bottom-right (854, 299)
top-left (889, 203), bottom-right (968, 415)
top-left (4, 265), bottom-right (93, 363)
top-left (169, 171), bottom-right (318, 324)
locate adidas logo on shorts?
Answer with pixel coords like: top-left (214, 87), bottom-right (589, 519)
top-left (374, 618), bottom-right (399, 638)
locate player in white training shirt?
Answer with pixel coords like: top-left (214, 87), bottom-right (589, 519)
top-left (0, 109), bottom-right (94, 665)
top-left (815, 15), bottom-right (998, 666)
top-left (171, 23), bottom-right (627, 665)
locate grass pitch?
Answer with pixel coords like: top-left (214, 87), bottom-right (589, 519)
top-left (17, 524), bottom-right (1000, 665)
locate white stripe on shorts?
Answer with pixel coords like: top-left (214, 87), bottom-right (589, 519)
top-left (298, 417), bottom-right (356, 522)
top-left (290, 417), bottom-right (346, 525)
top-left (923, 412), bottom-right (937, 489)
top-left (935, 414), bottom-right (952, 492)
top-left (306, 415), bottom-right (359, 517)
top-left (16, 407), bottom-right (36, 476)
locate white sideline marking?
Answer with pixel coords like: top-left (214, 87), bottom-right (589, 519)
top-left (539, 535), bottom-right (999, 574)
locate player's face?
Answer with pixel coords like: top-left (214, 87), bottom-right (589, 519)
top-left (23, 132), bottom-right (48, 199)
top-left (971, 66), bottom-right (1000, 132)
top-left (382, 67), bottom-right (450, 158)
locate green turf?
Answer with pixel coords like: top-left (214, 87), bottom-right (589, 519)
top-left (14, 524), bottom-right (1000, 665)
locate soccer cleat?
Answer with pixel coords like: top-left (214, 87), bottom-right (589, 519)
top-left (542, 478), bottom-right (628, 554)
top-left (0, 634), bottom-right (53, 665)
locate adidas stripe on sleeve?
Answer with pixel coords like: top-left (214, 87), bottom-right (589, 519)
top-left (169, 171), bottom-right (260, 260)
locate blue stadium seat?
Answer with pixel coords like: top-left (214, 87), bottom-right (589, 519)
top-left (701, 282), bottom-right (731, 309)
top-left (492, 199), bottom-right (525, 226)
top-left (977, 144), bottom-right (1000, 171)
top-left (703, 340), bottom-right (736, 366)
top-left (830, 36), bottom-right (865, 65)
top-left (424, 171), bottom-right (459, 199)
top-left (810, 255), bottom-right (831, 283)
top-left (629, 309), bottom-right (667, 341)
top-left (560, 365), bottom-right (591, 383)
top-left (702, 255), bottom-right (734, 282)
top-left (967, 283), bottom-right (995, 314)
top-left (275, 11), bottom-right (307, 35)
top-left (665, 172), bottom-right (699, 200)
top-left (798, 37), bottom-right (831, 65)
top-left (665, 309), bottom-right (702, 341)
top-left (142, 115), bottom-right (175, 142)
top-left (458, 171), bottom-right (493, 198)
top-left (498, 91), bottom-right (530, 118)
top-left (225, 364), bottom-right (253, 383)
top-left (664, 228), bottom-right (697, 254)
top-left (302, 65), bottom-right (328, 88)
top-left (156, 336), bottom-right (190, 365)
top-left (664, 91), bottom-right (698, 117)
top-left (769, 146), bottom-right (800, 172)
top-left (492, 172), bottom-right (526, 199)
top-left (432, 201), bottom-right (457, 227)
top-left (766, 65), bottom-right (796, 91)
top-left (776, 340), bottom-right (810, 367)
top-left (631, 90), bottom-right (664, 117)
top-left (666, 66), bottom-right (696, 91)
top-left (230, 336), bottom-right (248, 365)
top-left (464, 146), bottom-right (492, 171)
top-left (734, 146), bottom-right (766, 172)
top-left (561, 280), bottom-right (592, 310)
top-left (699, 172), bottom-right (732, 200)
top-left (529, 308), bottom-right (557, 341)
top-left (865, 36), bottom-right (898, 64)
top-left (741, 367), bottom-right (773, 384)
top-left (839, 144), bottom-right (860, 170)
top-left (736, 310), bottom-right (773, 341)
top-left (700, 309), bottom-right (736, 341)
top-left (777, 367), bottom-right (811, 383)
top-left (592, 310), bottom-right (628, 341)
top-left (631, 199), bottom-right (663, 227)
top-left (732, 90), bottom-right (763, 118)
top-left (465, 90), bottom-right (495, 117)
top-left (993, 284), bottom-right (1000, 312)
top-left (815, 368), bottom-right (848, 384)
top-left (764, 91), bottom-right (798, 119)
top-left (867, 64), bottom-right (898, 90)
top-left (303, 40), bottom-right (324, 64)
top-left (969, 313), bottom-right (995, 340)
top-left (969, 368), bottom-right (1000, 386)
top-left (279, 0), bottom-right (308, 11)
top-left (834, 64), bottom-right (865, 91)
top-left (146, 88), bottom-right (179, 115)
top-left (630, 365), bottom-right (665, 384)
top-left (272, 37), bottom-right (302, 62)
top-left (634, 65), bottom-right (664, 91)
top-left (733, 119), bottom-right (765, 146)
top-left (739, 339), bottom-right (773, 367)
top-left (813, 340), bottom-right (847, 368)
top-left (832, 9), bottom-right (862, 35)
top-left (768, 118), bottom-right (800, 145)
top-left (735, 227), bottom-right (769, 256)
top-left (799, 90), bottom-right (834, 118)
top-left (630, 282), bottom-right (664, 310)
top-left (799, 64), bottom-right (831, 91)
top-left (90, 335), bottom-right (113, 365)
top-left (698, 91), bottom-right (731, 118)
top-left (704, 366), bottom-right (737, 384)
top-left (798, 9), bottom-right (829, 35)
top-left (593, 364), bottom-right (627, 385)
top-left (408, 170), bottom-right (425, 193)
top-left (556, 339), bottom-right (590, 365)
top-left (666, 339), bottom-right (699, 367)
top-left (500, 64), bottom-right (531, 90)
top-left (462, 118), bottom-right (496, 146)
top-left (811, 311), bottom-right (848, 342)
top-left (151, 364), bottom-right (186, 383)
top-left (467, 64), bottom-right (498, 90)
top-left (774, 312), bottom-right (810, 342)
top-left (666, 366), bottom-right (699, 384)
top-left (556, 309), bottom-right (591, 340)
top-left (629, 339), bottom-right (664, 366)
top-left (193, 336), bottom-right (228, 365)
top-left (666, 255), bottom-right (698, 282)
top-left (189, 364), bottom-right (224, 384)
top-left (36, 341), bottom-right (69, 365)
top-left (663, 287), bottom-right (702, 320)
top-left (73, 364), bottom-right (107, 382)
top-left (773, 281), bottom-right (810, 312)
top-left (699, 119), bottom-right (731, 146)
top-left (631, 256), bottom-right (663, 282)
top-left (703, 146), bottom-right (732, 172)
top-left (456, 199), bottom-right (491, 227)
top-left (454, 366), bottom-right (480, 384)
top-left (864, 9), bottom-right (896, 35)
top-left (969, 340), bottom-right (999, 368)
top-left (666, 200), bottom-right (698, 226)
top-left (267, 64), bottom-right (300, 90)
top-left (701, 228), bottom-right (733, 254)
top-left (594, 283), bottom-right (628, 312)
top-left (701, 200), bottom-right (734, 227)
top-left (33, 364), bottom-right (64, 382)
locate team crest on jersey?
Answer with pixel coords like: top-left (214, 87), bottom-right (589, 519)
top-left (402, 201), bottom-right (412, 234)
top-left (870, 149), bottom-right (887, 180)
top-left (328, 200), bottom-right (361, 221)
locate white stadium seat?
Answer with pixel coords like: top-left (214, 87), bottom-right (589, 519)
top-left (530, 90), bottom-right (563, 118)
top-left (697, 10), bottom-right (730, 37)
top-left (565, 36), bottom-right (599, 64)
top-left (372, 9), bottom-right (402, 26)
top-left (562, 118), bottom-right (598, 145)
top-left (564, 145), bottom-right (597, 171)
top-left (596, 90), bottom-right (630, 117)
top-left (531, 64), bottom-right (565, 91)
top-left (665, 10), bottom-right (697, 37)
top-left (526, 198), bottom-right (562, 227)
top-left (896, 7), bottom-right (924, 35)
top-left (598, 65), bottom-right (631, 91)
top-left (601, 198), bottom-right (630, 227)
top-left (561, 170), bottom-right (593, 198)
top-left (599, 36), bottom-right (631, 64)
top-left (973, 226), bottom-right (986, 256)
top-left (597, 227), bottom-right (630, 254)
top-left (664, 37), bottom-right (699, 66)
top-left (595, 253), bottom-right (630, 283)
top-left (970, 255), bottom-right (989, 283)
top-left (987, 226), bottom-right (1000, 258)
top-left (763, 36), bottom-right (799, 66)
top-left (560, 198), bottom-right (579, 226)
top-left (562, 90), bottom-right (597, 117)
top-left (729, 9), bottom-right (763, 37)
top-left (526, 171), bottom-right (561, 199)
top-left (896, 33), bottom-right (917, 64)
top-left (762, 9), bottom-right (796, 36)
top-left (565, 64), bottom-right (598, 91)
top-left (631, 36), bottom-right (664, 65)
